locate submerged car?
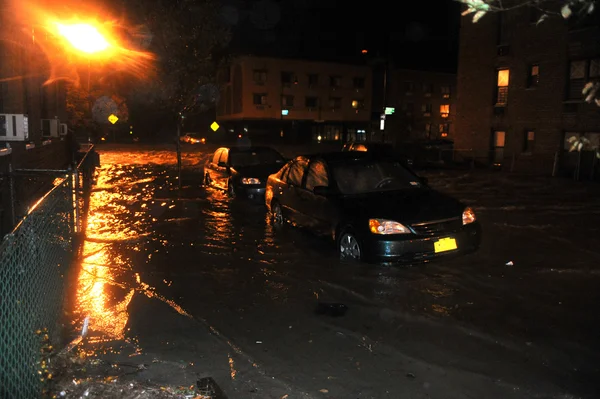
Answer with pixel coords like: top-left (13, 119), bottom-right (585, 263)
top-left (265, 152), bottom-right (480, 263)
top-left (204, 146), bottom-right (286, 199)
top-left (181, 133), bottom-right (205, 144)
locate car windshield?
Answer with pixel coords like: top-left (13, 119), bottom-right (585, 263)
top-left (332, 160), bottom-right (422, 194)
top-left (229, 148), bottom-right (284, 167)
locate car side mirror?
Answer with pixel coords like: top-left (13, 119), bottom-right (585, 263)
top-left (218, 161), bottom-right (227, 167)
top-left (313, 186), bottom-right (332, 196)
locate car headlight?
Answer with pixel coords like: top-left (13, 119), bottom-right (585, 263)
top-left (369, 219), bottom-right (411, 235)
top-left (241, 177), bottom-right (261, 185)
top-left (462, 207), bottom-right (476, 225)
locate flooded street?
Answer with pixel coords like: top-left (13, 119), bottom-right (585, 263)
top-left (70, 144), bottom-right (600, 398)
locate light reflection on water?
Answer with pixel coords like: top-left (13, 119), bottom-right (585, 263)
top-left (75, 151), bottom-right (438, 344)
top-left (74, 164), bottom-right (160, 343)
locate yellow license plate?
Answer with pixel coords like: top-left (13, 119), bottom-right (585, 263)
top-left (434, 237), bottom-right (457, 253)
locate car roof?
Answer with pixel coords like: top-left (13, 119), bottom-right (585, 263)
top-left (305, 151), bottom-right (376, 164)
top-left (225, 146), bottom-right (279, 153)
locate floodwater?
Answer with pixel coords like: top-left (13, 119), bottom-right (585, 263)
top-left (68, 144), bottom-right (600, 399)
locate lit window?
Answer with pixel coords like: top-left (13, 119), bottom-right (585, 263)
top-left (351, 99), bottom-right (364, 109)
top-left (523, 130), bottom-right (535, 153)
top-left (496, 69), bottom-right (510, 105)
top-left (440, 104), bottom-right (450, 118)
top-left (527, 64), bottom-right (539, 88)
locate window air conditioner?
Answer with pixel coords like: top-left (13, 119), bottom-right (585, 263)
top-left (0, 114), bottom-right (29, 141)
top-left (41, 118), bottom-right (60, 137)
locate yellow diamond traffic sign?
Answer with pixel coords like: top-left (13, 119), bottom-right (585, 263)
top-left (210, 121), bottom-right (219, 131)
top-left (108, 114), bottom-right (119, 124)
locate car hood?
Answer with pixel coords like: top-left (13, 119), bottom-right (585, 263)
top-left (233, 163), bottom-right (284, 178)
top-left (341, 188), bottom-right (464, 224)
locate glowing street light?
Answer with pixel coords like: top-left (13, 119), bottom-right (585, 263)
top-left (55, 23), bottom-right (110, 54)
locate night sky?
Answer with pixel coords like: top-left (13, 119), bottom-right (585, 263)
top-left (223, 0), bottom-right (461, 72)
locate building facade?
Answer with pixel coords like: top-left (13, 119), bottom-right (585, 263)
top-left (454, 7), bottom-right (600, 175)
top-left (382, 69), bottom-right (456, 144)
top-left (216, 56), bottom-right (372, 143)
top-left (0, 5), bottom-right (67, 149)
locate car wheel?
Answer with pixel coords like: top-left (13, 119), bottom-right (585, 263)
top-left (227, 180), bottom-right (236, 198)
top-left (271, 201), bottom-right (284, 227)
top-left (338, 231), bottom-right (362, 261)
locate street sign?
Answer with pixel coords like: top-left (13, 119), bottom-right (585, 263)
top-left (210, 121), bottom-right (220, 131)
top-left (384, 107), bottom-right (395, 115)
top-left (108, 114), bottom-right (118, 124)
top-left (281, 109), bottom-right (289, 116)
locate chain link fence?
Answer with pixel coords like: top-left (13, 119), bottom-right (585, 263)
top-left (0, 146), bottom-right (96, 398)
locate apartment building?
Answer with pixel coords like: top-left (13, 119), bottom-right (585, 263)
top-left (454, 7), bottom-right (600, 175)
top-left (382, 68), bottom-right (456, 144)
top-left (216, 56), bottom-right (372, 143)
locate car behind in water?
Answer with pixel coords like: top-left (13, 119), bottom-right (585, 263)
top-left (181, 133), bottom-right (205, 144)
top-left (342, 141), bottom-right (414, 167)
top-left (204, 146), bottom-right (286, 200)
top-left (265, 151), bottom-right (480, 263)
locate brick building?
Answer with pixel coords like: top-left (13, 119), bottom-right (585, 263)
top-left (381, 68), bottom-right (456, 144)
top-left (216, 56), bottom-right (372, 143)
top-left (455, 7), bottom-right (600, 175)
top-left (0, 5), bottom-right (67, 150)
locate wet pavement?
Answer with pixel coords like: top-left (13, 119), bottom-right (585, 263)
top-left (66, 144), bottom-right (600, 398)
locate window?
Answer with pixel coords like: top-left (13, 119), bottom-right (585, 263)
top-left (424, 123), bottom-right (431, 137)
top-left (281, 95), bottom-right (294, 107)
top-left (308, 74), bottom-right (318, 87)
top-left (351, 99), bottom-right (364, 109)
top-left (305, 160), bottom-right (329, 191)
top-left (281, 71), bottom-right (296, 86)
top-left (306, 96), bottom-right (318, 108)
top-left (423, 83), bottom-right (433, 96)
top-left (253, 93), bottom-right (267, 105)
top-left (0, 115), bottom-right (6, 136)
top-left (441, 85), bottom-right (451, 99)
top-left (568, 58), bottom-right (600, 100)
top-left (496, 69), bottom-right (510, 105)
top-left (353, 77), bottom-right (365, 89)
top-left (404, 81), bottom-right (414, 93)
top-left (253, 70), bottom-right (267, 84)
top-left (523, 130), bottom-right (535, 153)
top-left (439, 123), bottom-right (450, 138)
top-left (564, 132), bottom-right (580, 150)
top-left (422, 103), bottom-right (432, 115)
top-left (403, 102), bottom-right (414, 115)
top-left (527, 64), bottom-right (540, 88)
top-left (329, 76), bottom-right (341, 88)
top-left (286, 157), bottom-right (309, 186)
top-left (440, 104), bottom-right (450, 118)
top-left (329, 97), bottom-right (341, 109)
top-left (529, 7), bottom-right (544, 24)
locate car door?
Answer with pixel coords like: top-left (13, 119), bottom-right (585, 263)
top-left (279, 156), bottom-right (309, 225)
top-left (299, 159), bottom-right (337, 235)
top-left (207, 148), bottom-right (223, 185)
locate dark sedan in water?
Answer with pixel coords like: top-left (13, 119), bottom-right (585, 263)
top-left (204, 146), bottom-right (286, 199)
top-left (265, 152), bottom-right (481, 263)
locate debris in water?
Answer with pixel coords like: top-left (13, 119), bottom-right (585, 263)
top-left (197, 377), bottom-right (227, 399)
